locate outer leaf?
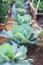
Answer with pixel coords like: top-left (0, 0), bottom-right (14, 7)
top-left (14, 46), bottom-right (27, 60)
top-left (0, 30), bottom-right (13, 39)
top-left (2, 62), bottom-right (11, 65)
top-left (0, 52), bottom-right (10, 61)
top-left (15, 60), bottom-right (33, 65)
top-left (0, 59), bottom-right (33, 65)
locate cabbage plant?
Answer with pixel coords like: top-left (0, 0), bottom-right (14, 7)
top-left (11, 0), bottom-right (30, 24)
top-left (0, 24), bottom-right (39, 46)
top-left (11, 14), bottom-right (32, 24)
top-left (11, 24), bottom-right (38, 45)
top-left (0, 43), bottom-right (33, 65)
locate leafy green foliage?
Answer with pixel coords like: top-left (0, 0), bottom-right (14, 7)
top-left (11, 24), bottom-right (38, 45)
top-left (39, 29), bottom-right (43, 37)
top-left (14, 33), bottom-right (26, 41)
top-left (0, 45), bottom-right (32, 65)
top-left (33, 0), bottom-right (43, 11)
top-left (0, 1), bottom-right (9, 23)
top-left (0, 45), bottom-right (27, 61)
top-left (0, 52), bottom-right (10, 61)
top-left (11, 0), bottom-right (30, 24)
top-left (15, 1), bottom-right (24, 8)
top-left (0, 44), bottom-right (14, 60)
top-left (17, 8), bottom-right (27, 15)
top-left (12, 14), bottom-right (32, 24)
top-left (14, 46), bottom-right (27, 60)
top-left (19, 14), bottom-right (32, 24)
top-left (2, 0), bottom-right (15, 3)
top-left (33, 0), bottom-right (38, 8)
top-left (2, 24), bottom-right (37, 45)
top-left (39, 1), bottom-right (43, 10)
top-left (15, 0), bottom-right (29, 8)
top-left (22, 0), bottom-right (27, 3)
top-left (0, 59), bottom-right (33, 65)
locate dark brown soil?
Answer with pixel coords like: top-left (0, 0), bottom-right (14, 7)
top-left (37, 15), bottom-right (43, 23)
top-left (36, 15), bottom-right (43, 28)
top-left (26, 46), bottom-right (43, 65)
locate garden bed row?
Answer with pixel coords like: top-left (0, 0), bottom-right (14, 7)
top-left (0, 0), bottom-right (43, 65)
top-left (0, 1), bottom-right (43, 31)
